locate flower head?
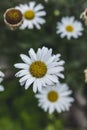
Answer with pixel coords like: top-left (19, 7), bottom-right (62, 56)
top-left (80, 8), bottom-right (87, 26)
top-left (0, 71), bottom-right (5, 92)
top-left (4, 8), bottom-right (23, 30)
top-left (84, 69), bottom-right (87, 83)
top-left (14, 47), bottom-right (65, 93)
top-left (56, 16), bottom-right (84, 40)
top-left (35, 83), bottom-right (74, 114)
top-left (15, 1), bottom-right (46, 29)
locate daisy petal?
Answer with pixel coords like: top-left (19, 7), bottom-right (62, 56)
top-left (25, 77), bottom-right (35, 89)
top-left (28, 48), bottom-right (37, 61)
top-left (20, 54), bottom-right (31, 64)
top-left (14, 63), bottom-right (29, 69)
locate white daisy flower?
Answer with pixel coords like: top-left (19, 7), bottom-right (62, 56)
top-left (0, 71), bottom-right (5, 92)
top-left (14, 47), bottom-right (65, 93)
top-left (35, 83), bottom-right (74, 114)
top-left (56, 16), bottom-right (84, 40)
top-left (15, 1), bottom-right (46, 29)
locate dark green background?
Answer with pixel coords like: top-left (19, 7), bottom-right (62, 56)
top-left (0, 0), bottom-right (87, 130)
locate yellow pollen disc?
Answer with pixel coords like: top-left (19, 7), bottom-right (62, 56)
top-left (29, 61), bottom-right (47, 78)
top-left (65, 25), bottom-right (74, 32)
top-left (5, 9), bottom-right (23, 24)
top-left (48, 91), bottom-right (58, 102)
top-left (24, 10), bottom-right (35, 20)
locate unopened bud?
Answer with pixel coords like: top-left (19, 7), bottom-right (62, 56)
top-left (54, 9), bottom-right (60, 17)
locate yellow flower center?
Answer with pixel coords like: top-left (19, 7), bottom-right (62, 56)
top-left (29, 61), bottom-right (47, 78)
top-left (24, 10), bottom-right (35, 20)
top-left (48, 91), bottom-right (58, 102)
top-left (5, 8), bottom-right (23, 24)
top-left (65, 25), bottom-right (74, 32)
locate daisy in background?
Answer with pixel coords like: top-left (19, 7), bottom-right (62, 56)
top-left (35, 83), bottom-right (74, 114)
top-left (44, 0), bottom-right (48, 3)
top-left (56, 16), bottom-right (84, 40)
top-left (14, 46), bottom-right (65, 93)
top-left (0, 70), bottom-right (5, 92)
top-left (15, 1), bottom-right (46, 29)
top-left (3, 8), bottom-right (23, 30)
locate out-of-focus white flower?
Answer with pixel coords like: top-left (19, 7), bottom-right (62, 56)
top-left (44, 0), bottom-right (48, 3)
top-left (56, 16), bottom-right (84, 40)
top-left (35, 83), bottom-right (74, 114)
top-left (80, 8), bottom-right (87, 25)
top-left (15, 1), bottom-right (46, 29)
top-left (84, 69), bottom-right (87, 83)
top-left (14, 46), bottom-right (65, 93)
top-left (0, 71), bottom-right (5, 92)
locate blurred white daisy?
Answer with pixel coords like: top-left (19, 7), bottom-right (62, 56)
top-left (56, 16), bottom-right (84, 40)
top-left (14, 47), bottom-right (65, 93)
top-left (44, 0), bottom-right (48, 2)
top-left (15, 1), bottom-right (46, 29)
top-left (35, 83), bottom-right (74, 114)
top-left (0, 71), bottom-right (5, 92)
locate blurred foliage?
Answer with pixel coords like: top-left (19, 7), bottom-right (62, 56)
top-left (0, 0), bottom-right (87, 130)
